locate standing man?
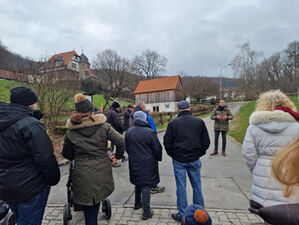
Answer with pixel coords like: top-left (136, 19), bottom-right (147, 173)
top-left (210, 99), bottom-right (233, 157)
top-left (107, 101), bottom-right (126, 166)
top-left (107, 101), bottom-right (124, 135)
top-left (163, 100), bottom-right (210, 222)
top-left (0, 86), bottom-right (60, 225)
top-left (124, 105), bottom-right (134, 131)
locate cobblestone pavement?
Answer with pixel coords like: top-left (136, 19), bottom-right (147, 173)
top-left (42, 204), bottom-right (263, 225)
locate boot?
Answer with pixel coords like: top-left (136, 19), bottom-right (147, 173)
top-left (142, 209), bottom-right (154, 220)
top-left (210, 151), bottom-right (218, 156)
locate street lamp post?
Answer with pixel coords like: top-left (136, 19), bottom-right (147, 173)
top-left (219, 64), bottom-right (231, 99)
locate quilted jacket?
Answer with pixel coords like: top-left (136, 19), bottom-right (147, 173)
top-left (242, 110), bottom-right (299, 206)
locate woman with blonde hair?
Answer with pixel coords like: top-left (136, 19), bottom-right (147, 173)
top-left (272, 138), bottom-right (299, 202)
top-left (242, 90), bottom-right (299, 207)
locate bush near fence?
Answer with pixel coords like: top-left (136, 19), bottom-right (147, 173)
top-left (54, 104), bottom-right (215, 135)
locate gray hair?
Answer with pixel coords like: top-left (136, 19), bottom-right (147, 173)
top-left (136, 101), bottom-right (145, 108)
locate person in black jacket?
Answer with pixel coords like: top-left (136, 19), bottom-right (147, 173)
top-left (163, 100), bottom-right (210, 222)
top-left (0, 86), bottom-right (60, 225)
top-left (123, 104), bottom-right (133, 131)
top-left (106, 101), bottom-right (124, 134)
top-left (125, 111), bottom-right (162, 220)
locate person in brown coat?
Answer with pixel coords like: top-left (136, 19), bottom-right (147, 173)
top-left (62, 94), bottom-right (125, 225)
top-left (210, 99), bottom-right (233, 156)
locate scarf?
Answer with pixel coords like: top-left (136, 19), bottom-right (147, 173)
top-left (275, 107), bottom-right (299, 121)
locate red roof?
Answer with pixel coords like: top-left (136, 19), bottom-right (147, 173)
top-left (134, 75), bottom-right (182, 94)
top-left (49, 50), bottom-right (78, 65)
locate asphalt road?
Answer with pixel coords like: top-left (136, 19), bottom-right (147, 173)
top-left (48, 102), bottom-right (252, 210)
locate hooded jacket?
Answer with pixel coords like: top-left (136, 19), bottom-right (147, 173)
top-left (0, 102), bottom-right (60, 202)
top-left (125, 120), bottom-right (162, 186)
top-left (242, 110), bottom-right (299, 207)
top-left (62, 113), bottom-right (125, 206)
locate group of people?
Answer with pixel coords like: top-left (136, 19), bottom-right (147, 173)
top-left (0, 86), bottom-right (299, 225)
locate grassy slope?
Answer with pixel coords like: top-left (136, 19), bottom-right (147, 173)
top-left (0, 80), bottom-right (133, 108)
top-left (229, 96), bottom-right (299, 143)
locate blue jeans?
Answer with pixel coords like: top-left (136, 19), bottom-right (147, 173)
top-left (8, 186), bottom-right (50, 225)
top-left (82, 203), bottom-right (100, 225)
top-left (172, 159), bottom-right (204, 217)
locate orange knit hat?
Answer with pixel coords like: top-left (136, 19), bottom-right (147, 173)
top-left (194, 209), bottom-right (209, 223)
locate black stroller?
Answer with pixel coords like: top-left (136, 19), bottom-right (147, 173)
top-left (0, 200), bottom-right (16, 225)
top-left (63, 161), bottom-right (112, 225)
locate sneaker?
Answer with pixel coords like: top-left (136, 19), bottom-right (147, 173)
top-left (210, 151), bottom-right (218, 156)
top-left (171, 213), bottom-right (182, 222)
top-left (142, 209), bottom-right (154, 220)
top-left (151, 186), bottom-right (165, 194)
top-left (222, 151), bottom-right (227, 157)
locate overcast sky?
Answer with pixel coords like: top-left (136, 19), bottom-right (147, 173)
top-left (1, 0), bottom-right (298, 77)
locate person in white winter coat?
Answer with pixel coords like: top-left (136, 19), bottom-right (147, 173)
top-left (242, 90), bottom-right (299, 207)
top-left (272, 138), bottom-right (299, 203)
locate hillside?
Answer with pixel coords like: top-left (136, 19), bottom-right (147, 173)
top-left (0, 40), bottom-right (36, 71)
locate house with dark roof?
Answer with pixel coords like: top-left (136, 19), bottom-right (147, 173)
top-left (134, 75), bottom-right (184, 112)
top-left (48, 50), bottom-right (95, 80)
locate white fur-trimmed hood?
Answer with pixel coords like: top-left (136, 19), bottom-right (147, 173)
top-left (66, 113), bottom-right (107, 129)
top-left (249, 110), bottom-right (295, 125)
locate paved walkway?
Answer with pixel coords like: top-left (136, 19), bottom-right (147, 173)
top-left (43, 204), bottom-right (263, 225)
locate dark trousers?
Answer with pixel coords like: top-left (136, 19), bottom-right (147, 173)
top-left (214, 131), bottom-right (227, 152)
top-left (135, 185), bottom-right (151, 212)
top-left (8, 186), bottom-right (50, 225)
top-left (82, 203), bottom-right (100, 225)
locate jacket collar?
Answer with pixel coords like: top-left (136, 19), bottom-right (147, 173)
top-left (178, 110), bottom-right (192, 117)
top-left (249, 110), bottom-right (295, 125)
top-left (134, 120), bottom-right (151, 128)
top-left (66, 113), bottom-right (107, 129)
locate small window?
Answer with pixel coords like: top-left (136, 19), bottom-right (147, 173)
top-left (153, 106), bottom-right (156, 111)
top-left (71, 63), bottom-right (77, 69)
top-left (85, 71), bottom-right (89, 76)
top-left (156, 106), bottom-right (159, 112)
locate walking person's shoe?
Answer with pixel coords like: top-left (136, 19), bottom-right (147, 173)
top-left (134, 203), bottom-right (142, 210)
top-left (171, 213), bottom-right (182, 222)
top-left (222, 151), bottom-right (227, 157)
top-left (210, 151), bottom-right (218, 156)
top-left (151, 185), bottom-right (165, 194)
top-left (142, 209), bottom-right (154, 220)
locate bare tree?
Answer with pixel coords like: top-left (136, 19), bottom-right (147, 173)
top-left (21, 62), bottom-right (78, 133)
top-left (93, 49), bottom-right (136, 109)
top-left (231, 42), bottom-right (263, 99)
top-left (184, 77), bottom-right (219, 103)
top-left (132, 49), bottom-right (167, 79)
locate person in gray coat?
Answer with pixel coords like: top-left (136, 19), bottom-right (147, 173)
top-left (242, 90), bottom-right (299, 207)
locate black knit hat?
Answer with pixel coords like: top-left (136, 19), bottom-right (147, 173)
top-left (112, 101), bottom-right (120, 109)
top-left (74, 94), bottom-right (94, 113)
top-left (10, 86), bottom-right (38, 106)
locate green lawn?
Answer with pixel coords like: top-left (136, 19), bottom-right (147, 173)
top-left (0, 79), bottom-right (19, 102)
top-left (0, 80), bottom-right (133, 108)
top-left (228, 101), bottom-right (256, 143)
top-left (229, 96), bottom-right (299, 143)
